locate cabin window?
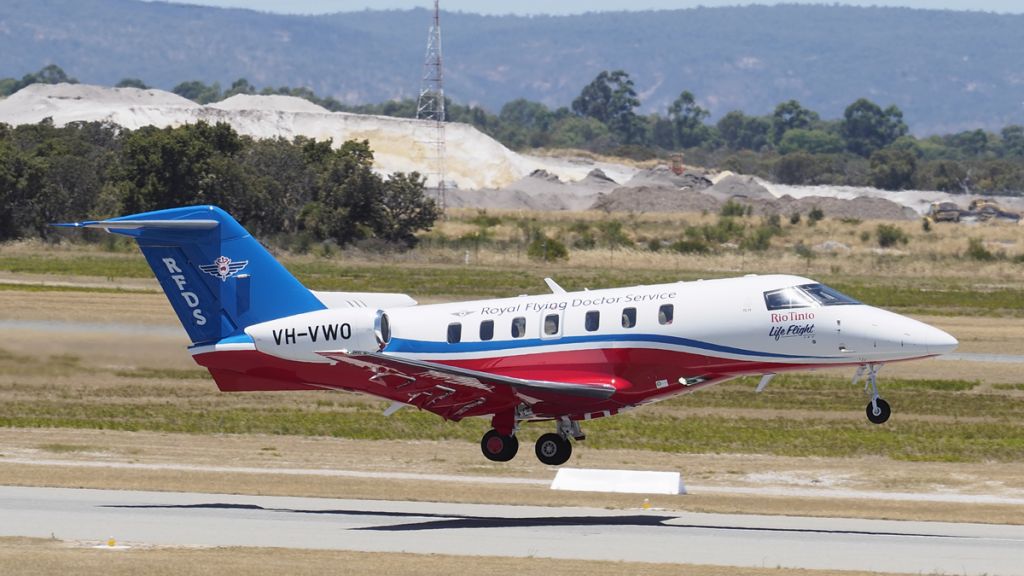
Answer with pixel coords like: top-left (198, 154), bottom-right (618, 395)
top-left (511, 316), bottom-right (527, 338)
top-left (479, 320), bottom-right (494, 341)
top-left (658, 304), bottom-right (674, 325)
top-left (585, 310), bottom-right (600, 332)
top-left (621, 307), bottom-right (637, 328)
top-left (447, 322), bottom-right (462, 344)
top-left (544, 313), bottom-right (560, 336)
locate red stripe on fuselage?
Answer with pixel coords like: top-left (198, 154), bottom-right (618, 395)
top-left (192, 346), bottom-right (870, 420)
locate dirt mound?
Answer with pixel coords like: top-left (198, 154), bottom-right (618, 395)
top-left (624, 166), bottom-right (713, 191)
top-left (591, 186), bottom-right (722, 213)
top-left (736, 195), bottom-right (918, 220)
top-left (705, 174), bottom-right (774, 201)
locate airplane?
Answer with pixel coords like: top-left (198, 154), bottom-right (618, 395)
top-left (58, 205), bottom-right (959, 465)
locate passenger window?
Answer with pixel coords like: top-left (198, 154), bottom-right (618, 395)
top-left (479, 320), bottom-right (494, 341)
top-left (658, 304), bottom-right (674, 325)
top-left (544, 313), bottom-right (559, 336)
top-left (621, 307), bottom-right (636, 328)
top-left (511, 316), bottom-right (526, 338)
top-left (585, 310), bottom-right (600, 332)
top-left (447, 322), bottom-right (462, 344)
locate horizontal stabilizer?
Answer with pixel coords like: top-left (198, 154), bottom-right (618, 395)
top-left (54, 219), bottom-right (219, 231)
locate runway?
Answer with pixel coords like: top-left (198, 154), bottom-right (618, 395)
top-left (1, 486), bottom-right (1022, 574)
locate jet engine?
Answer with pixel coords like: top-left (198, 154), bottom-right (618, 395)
top-left (246, 308), bottom-right (389, 362)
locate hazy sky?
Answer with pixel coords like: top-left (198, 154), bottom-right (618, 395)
top-left (152, 0), bottom-right (1024, 15)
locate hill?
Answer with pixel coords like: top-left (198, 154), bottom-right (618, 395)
top-left (1, 1), bottom-right (1023, 134)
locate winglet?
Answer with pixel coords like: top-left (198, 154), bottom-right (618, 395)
top-left (544, 277), bottom-right (566, 294)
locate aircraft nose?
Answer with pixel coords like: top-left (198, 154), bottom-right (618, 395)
top-left (922, 325), bottom-right (958, 356)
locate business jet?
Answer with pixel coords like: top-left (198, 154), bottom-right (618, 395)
top-left (59, 206), bottom-right (958, 465)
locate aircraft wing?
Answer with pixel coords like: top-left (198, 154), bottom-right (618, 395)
top-left (317, 350), bottom-right (618, 420)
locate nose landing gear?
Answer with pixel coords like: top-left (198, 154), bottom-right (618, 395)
top-left (854, 363), bottom-right (891, 424)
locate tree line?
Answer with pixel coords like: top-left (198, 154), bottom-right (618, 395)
top-left (0, 119), bottom-right (439, 246)
top-left (3, 64), bottom-right (1023, 195)
top-left (148, 68), bottom-right (1023, 195)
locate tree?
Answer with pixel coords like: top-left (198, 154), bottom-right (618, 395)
top-left (119, 121), bottom-right (244, 213)
top-left (0, 64), bottom-right (78, 96)
top-left (869, 148), bottom-right (917, 190)
top-left (1000, 125), bottom-right (1024, 157)
top-left (777, 129), bottom-right (844, 155)
top-left (946, 129), bottom-right (990, 158)
top-left (667, 90), bottom-right (711, 148)
top-left (548, 116), bottom-right (613, 150)
top-left (771, 100), bottom-right (819, 145)
top-left (841, 98), bottom-right (908, 156)
top-left (571, 70), bottom-right (643, 144)
top-left (224, 78), bottom-right (256, 98)
top-left (717, 111), bottom-right (770, 151)
top-left (172, 80), bottom-right (222, 104)
top-left (372, 172), bottom-right (440, 247)
top-left (115, 78), bottom-right (149, 89)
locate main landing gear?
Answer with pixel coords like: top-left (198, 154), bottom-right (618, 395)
top-left (480, 417), bottom-right (584, 465)
top-left (854, 363), bottom-right (891, 424)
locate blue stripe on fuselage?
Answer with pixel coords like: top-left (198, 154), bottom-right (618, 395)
top-left (386, 333), bottom-right (833, 360)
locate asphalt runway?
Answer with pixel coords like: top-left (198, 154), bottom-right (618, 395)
top-left (1, 486), bottom-right (1022, 574)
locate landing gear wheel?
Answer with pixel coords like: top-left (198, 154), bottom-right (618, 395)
top-left (535, 433), bottom-right (572, 466)
top-left (866, 398), bottom-right (891, 424)
top-left (480, 429), bottom-right (518, 462)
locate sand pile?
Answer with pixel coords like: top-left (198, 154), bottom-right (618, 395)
top-left (0, 83), bottom-right (557, 190)
top-left (209, 94), bottom-right (331, 114)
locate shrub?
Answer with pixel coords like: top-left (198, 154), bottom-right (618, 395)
top-left (720, 200), bottom-right (748, 217)
top-left (527, 234), bottom-right (569, 262)
top-left (966, 237), bottom-right (996, 261)
top-left (740, 226), bottom-right (775, 251)
top-left (670, 238), bottom-right (710, 254)
top-left (807, 207), bottom-right (825, 225)
top-left (789, 212), bottom-right (802, 225)
top-left (876, 224), bottom-right (909, 248)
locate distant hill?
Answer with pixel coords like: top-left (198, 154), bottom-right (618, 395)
top-left (1, 0), bottom-right (1023, 134)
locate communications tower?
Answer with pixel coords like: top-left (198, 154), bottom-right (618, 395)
top-left (416, 0), bottom-right (446, 212)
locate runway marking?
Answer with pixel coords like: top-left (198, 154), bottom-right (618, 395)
top-left (4, 457), bottom-right (1024, 506)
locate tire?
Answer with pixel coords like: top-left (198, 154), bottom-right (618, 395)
top-left (866, 398), bottom-right (892, 424)
top-left (480, 429), bottom-right (518, 462)
top-left (535, 433), bottom-right (572, 466)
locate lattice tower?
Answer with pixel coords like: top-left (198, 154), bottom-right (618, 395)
top-left (416, 0), bottom-right (446, 212)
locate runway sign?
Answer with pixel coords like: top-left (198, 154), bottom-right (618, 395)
top-left (551, 468), bottom-right (686, 495)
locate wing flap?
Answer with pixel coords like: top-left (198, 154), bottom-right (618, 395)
top-left (319, 351), bottom-right (618, 402)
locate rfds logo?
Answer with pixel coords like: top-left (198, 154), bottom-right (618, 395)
top-left (199, 255), bottom-right (248, 282)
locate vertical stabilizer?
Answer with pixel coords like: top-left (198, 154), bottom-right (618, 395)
top-left (58, 205), bottom-right (324, 344)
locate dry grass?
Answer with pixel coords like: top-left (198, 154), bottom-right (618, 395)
top-left (0, 537), bottom-right (916, 576)
top-left (2, 428), bottom-right (1023, 525)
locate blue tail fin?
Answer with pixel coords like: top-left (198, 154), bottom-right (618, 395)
top-left (57, 205), bottom-right (325, 345)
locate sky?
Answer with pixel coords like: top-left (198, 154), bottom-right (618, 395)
top-left (151, 0), bottom-right (1024, 15)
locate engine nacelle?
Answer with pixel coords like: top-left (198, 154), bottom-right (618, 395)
top-left (245, 308), bottom-right (387, 362)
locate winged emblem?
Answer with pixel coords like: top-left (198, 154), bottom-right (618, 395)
top-left (198, 255), bottom-right (248, 282)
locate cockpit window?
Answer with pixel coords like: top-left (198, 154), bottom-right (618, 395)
top-left (763, 287), bottom-right (816, 310)
top-left (764, 283), bottom-right (861, 310)
top-left (798, 283), bottom-right (861, 306)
